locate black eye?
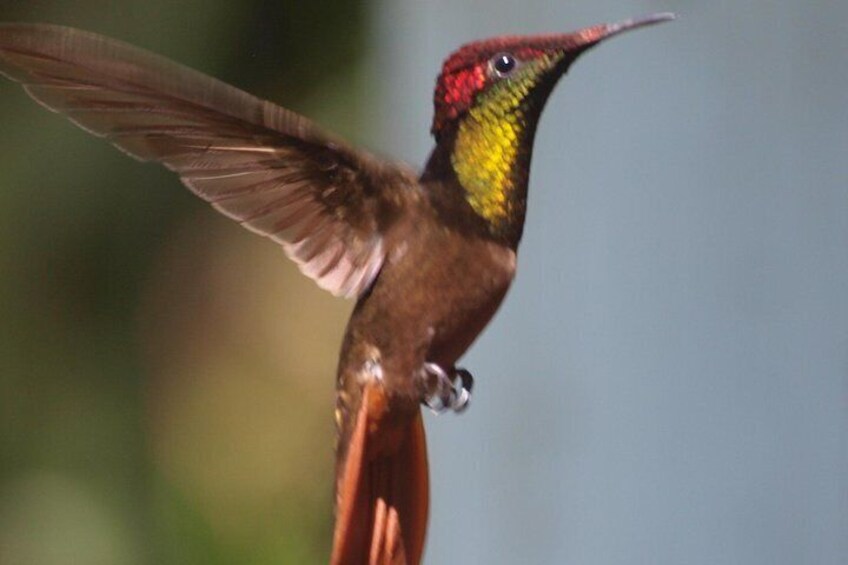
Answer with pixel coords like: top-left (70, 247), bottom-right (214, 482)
top-left (492, 53), bottom-right (516, 76)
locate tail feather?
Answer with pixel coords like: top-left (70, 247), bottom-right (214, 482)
top-left (332, 386), bottom-right (429, 565)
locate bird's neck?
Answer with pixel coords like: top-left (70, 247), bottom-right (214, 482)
top-left (423, 88), bottom-right (548, 249)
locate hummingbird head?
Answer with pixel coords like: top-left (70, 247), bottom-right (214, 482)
top-left (428, 14), bottom-right (674, 245)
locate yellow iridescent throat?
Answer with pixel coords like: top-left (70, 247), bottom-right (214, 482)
top-left (450, 60), bottom-right (551, 235)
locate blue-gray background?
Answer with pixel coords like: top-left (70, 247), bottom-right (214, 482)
top-left (0, 1), bottom-right (845, 564)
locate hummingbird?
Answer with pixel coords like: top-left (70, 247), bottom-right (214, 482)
top-left (0, 13), bottom-right (673, 564)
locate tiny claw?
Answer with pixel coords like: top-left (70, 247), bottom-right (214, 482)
top-left (451, 368), bottom-right (474, 413)
top-left (420, 362), bottom-right (451, 414)
top-left (419, 363), bottom-right (475, 415)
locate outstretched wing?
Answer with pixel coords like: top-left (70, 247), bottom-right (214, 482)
top-left (0, 24), bottom-right (418, 298)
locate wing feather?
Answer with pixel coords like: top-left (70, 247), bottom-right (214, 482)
top-left (0, 24), bottom-right (419, 297)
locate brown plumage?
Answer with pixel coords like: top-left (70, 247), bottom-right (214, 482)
top-left (0, 15), bottom-right (673, 563)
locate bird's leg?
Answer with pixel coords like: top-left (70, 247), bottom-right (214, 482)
top-left (418, 363), bottom-right (474, 414)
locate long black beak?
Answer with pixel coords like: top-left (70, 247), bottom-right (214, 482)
top-left (548, 12), bottom-right (676, 56)
top-left (600, 12), bottom-right (677, 42)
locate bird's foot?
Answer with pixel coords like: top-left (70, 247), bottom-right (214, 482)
top-left (419, 363), bottom-right (474, 414)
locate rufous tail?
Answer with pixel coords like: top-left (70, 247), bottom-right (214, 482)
top-left (331, 386), bottom-right (429, 565)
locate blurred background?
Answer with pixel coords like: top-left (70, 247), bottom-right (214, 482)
top-left (0, 1), bottom-right (845, 564)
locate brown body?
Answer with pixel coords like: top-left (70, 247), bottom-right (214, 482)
top-left (332, 172), bottom-right (516, 563)
top-left (339, 186), bottom-right (516, 410)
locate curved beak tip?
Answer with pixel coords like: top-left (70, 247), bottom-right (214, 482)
top-left (605, 12), bottom-right (677, 37)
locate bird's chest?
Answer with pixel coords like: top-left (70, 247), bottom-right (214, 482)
top-left (413, 233), bottom-right (515, 365)
top-left (361, 221), bottom-right (516, 370)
